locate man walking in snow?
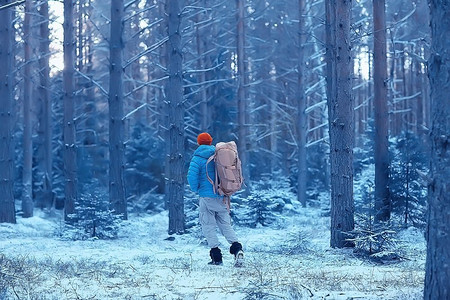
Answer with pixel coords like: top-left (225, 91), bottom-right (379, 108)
top-left (187, 132), bottom-right (244, 266)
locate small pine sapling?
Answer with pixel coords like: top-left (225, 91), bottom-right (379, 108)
top-left (350, 182), bottom-right (400, 262)
top-left (389, 131), bottom-right (428, 228)
top-left (63, 189), bottom-right (122, 240)
top-left (233, 178), bottom-right (296, 228)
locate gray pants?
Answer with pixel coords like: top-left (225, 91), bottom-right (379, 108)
top-left (199, 197), bottom-right (238, 248)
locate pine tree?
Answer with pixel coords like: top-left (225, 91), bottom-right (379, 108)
top-left (64, 187), bottom-right (122, 240)
top-left (109, 0), bottom-right (127, 219)
top-left (389, 131), bottom-right (428, 228)
top-left (325, 0), bottom-right (355, 248)
top-left (0, 1), bottom-right (16, 224)
top-left (35, 0), bottom-right (53, 209)
top-left (125, 122), bottom-right (164, 197)
top-left (165, 0), bottom-right (185, 234)
top-left (234, 178), bottom-right (295, 228)
top-left (63, 0), bottom-right (77, 220)
top-left (373, 0), bottom-right (390, 223)
top-left (22, 0), bottom-right (34, 217)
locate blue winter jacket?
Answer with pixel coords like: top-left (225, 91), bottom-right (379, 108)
top-left (187, 145), bottom-right (223, 198)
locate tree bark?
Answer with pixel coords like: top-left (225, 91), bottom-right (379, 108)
top-left (326, 0), bottom-right (355, 248)
top-left (109, 0), bottom-right (127, 219)
top-left (0, 1), bottom-right (16, 223)
top-left (166, 0), bottom-right (185, 234)
top-left (297, 0), bottom-right (307, 207)
top-left (424, 1), bottom-right (450, 298)
top-left (373, 0), bottom-right (390, 222)
top-left (22, 0), bottom-right (33, 217)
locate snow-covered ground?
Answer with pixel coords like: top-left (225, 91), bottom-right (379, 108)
top-left (0, 206), bottom-right (425, 300)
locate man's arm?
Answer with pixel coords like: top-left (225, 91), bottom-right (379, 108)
top-left (187, 158), bottom-right (200, 192)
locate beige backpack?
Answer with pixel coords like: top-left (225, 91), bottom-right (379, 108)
top-left (206, 141), bottom-right (244, 201)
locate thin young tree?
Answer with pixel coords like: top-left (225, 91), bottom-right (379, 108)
top-left (195, 0), bottom-right (210, 132)
top-left (22, 0), bottom-right (33, 217)
top-left (297, 0), bottom-right (308, 207)
top-left (373, 0), bottom-right (390, 222)
top-left (166, 0), bottom-right (185, 234)
top-left (0, 1), bottom-right (16, 223)
top-left (236, 0), bottom-right (250, 185)
top-left (424, 1), bottom-right (450, 298)
top-left (77, 0), bottom-right (97, 185)
top-left (36, 0), bottom-right (53, 209)
top-left (109, 0), bottom-right (127, 219)
top-left (63, 0), bottom-right (77, 220)
top-left (325, 0), bottom-right (355, 248)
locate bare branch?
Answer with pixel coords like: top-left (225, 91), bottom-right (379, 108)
top-left (392, 92), bottom-right (422, 104)
top-left (123, 103), bottom-right (147, 120)
top-left (308, 122), bottom-right (328, 134)
top-left (75, 69), bottom-right (108, 97)
top-left (184, 61), bottom-right (225, 74)
top-left (306, 137), bottom-right (328, 148)
top-left (124, 37), bottom-right (168, 69)
top-left (124, 76), bottom-right (168, 98)
top-left (126, 18), bottom-right (164, 42)
top-left (123, 5), bottom-right (156, 23)
top-left (0, 0), bottom-right (25, 11)
top-left (124, 0), bottom-right (140, 10)
top-left (183, 78), bottom-right (230, 88)
top-left (305, 100), bottom-right (327, 114)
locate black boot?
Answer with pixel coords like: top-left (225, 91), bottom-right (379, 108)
top-left (208, 247), bottom-right (223, 265)
top-left (229, 242), bottom-right (243, 256)
top-left (230, 242), bottom-right (244, 267)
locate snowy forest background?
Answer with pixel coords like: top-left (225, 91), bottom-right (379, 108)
top-left (0, 0), bottom-right (449, 299)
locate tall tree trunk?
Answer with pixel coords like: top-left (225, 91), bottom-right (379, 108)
top-left (422, 46), bottom-right (431, 134)
top-left (124, 1), bottom-right (144, 130)
top-left (109, 0), bottom-right (127, 219)
top-left (373, 0), bottom-right (390, 222)
top-left (131, 8), bottom-right (144, 124)
top-left (325, 0), bottom-right (355, 248)
top-left (416, 57), bottom-right (424, 135)
top-left (77, 0), bottom-right (84, 70)
top-left (63, 0), bottom-right (77, 220)
top-left (0, 2), bottom-right (16, 223)
top-left (37, 0), bottom-right (53, 209)
top-left (367, 52), bottom-right (373, 120)
top-left (22, 0), bottom-right (33, 217)
top-left (297, 0), bottom-right (307, 207)
top-left (196, 1), bottom-right (209, 132)
top-left (82, 0), bottom-right (97, 183)
top-left (166, 0), bottom-right (185, 234)
top-left (159, 0), bottom-right (170, 209)
top-left (409, 45), bottom-right (417, 133)
top-left (424, 1), bottom-right (450, 298)
top-left (269, 88), bottom-right (278, 173)
top-left (401, 50), bottom-right (408, 132)
top-left (388, 31), bottom-right (399, 136)
top-left (236, 0), bottom-right (250, 185)
top-left (157, 0), bottom-right (167, 136)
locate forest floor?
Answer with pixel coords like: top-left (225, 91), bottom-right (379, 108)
top-left (0, 205), bottom-right (425, 300)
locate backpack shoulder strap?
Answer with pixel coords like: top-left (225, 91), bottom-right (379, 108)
top-left (206, 154), bottom-right (216, 192)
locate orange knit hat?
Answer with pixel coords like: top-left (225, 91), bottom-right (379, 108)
top-left (197, 132), bottom-right (213, 145)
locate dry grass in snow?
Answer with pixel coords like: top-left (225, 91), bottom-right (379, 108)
top-left (0, 208), bottom-right (425, 300)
